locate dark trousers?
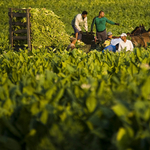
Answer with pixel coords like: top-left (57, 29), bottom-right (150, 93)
top-left (72, 25), bottom-right (82, 40)
top-left (96, 29), bottom-right (107, 43)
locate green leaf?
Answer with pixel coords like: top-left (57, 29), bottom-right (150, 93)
top-left (112, 103), bottom-right (129, 117)
top-left (31, 102), bottom-right (40, 115)
top-left (117, 127), bottom-right (126, 141)
top-left (97, 80), bottom-right (105, 97)
top-left (59, 111), bottom-right (66, 122)
top-left (0, 136), bottom-right (21, 150)
top-left (86, 96), bottom-right (97, 113)
top-left (45, 86), bottom-right (57, 100)
top-left (116, 127), bottom-right (132, 150)
top-left (53, 88), bottom-right (64, 103)
top-left (141, 77), bottom-right (150, 99)
top-left (1, 117), bottom-right (21, 138)
top-left (40, 109), bottom-right (48, 124)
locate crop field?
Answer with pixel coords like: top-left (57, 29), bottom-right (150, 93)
top-left (0, 0), bottom-right (150, 150)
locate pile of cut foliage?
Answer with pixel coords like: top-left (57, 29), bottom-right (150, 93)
top-left (30, 8), bottom-right (70, 48)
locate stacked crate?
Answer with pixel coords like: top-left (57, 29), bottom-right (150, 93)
top-left (8, 8), bottom-right (31, 51)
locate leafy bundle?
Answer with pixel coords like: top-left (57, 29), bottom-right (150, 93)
top-left (30, 8), bottom-right (70, 48)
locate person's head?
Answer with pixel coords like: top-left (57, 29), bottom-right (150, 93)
top-left (70, 37), bottom-right (77, 44)
top-left (115, 43), bottom-right (119, 50)
top-left (120, 33), bottom-right (127, 41)
top-left (99, 11), bottom-right (105, 17)
top-left (107, 32), bottom-right (113, 39)
top-left (82, 11), bottom-right (88, 19)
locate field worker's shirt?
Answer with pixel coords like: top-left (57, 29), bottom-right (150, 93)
top-left (104, 38), bottom-right (111, 47)
top-left (111, 38), bottom-right (122, 45)
top-left (102, 45), bottom-right (116, 53)
top-left (118, 40), bottom-right (134, 51)
top-left (71, 14), bottom-right (88, 31)
top-left (91, 17), bottom-right (115, 32)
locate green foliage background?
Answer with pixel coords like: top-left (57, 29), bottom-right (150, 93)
top-left (0, 47), bottom-right (150, 150)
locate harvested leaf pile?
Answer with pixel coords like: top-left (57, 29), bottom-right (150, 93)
top-left (30, 8), bottom-right (70, 48)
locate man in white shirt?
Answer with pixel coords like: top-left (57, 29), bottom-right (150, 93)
top-left (71, 11), bottom-right (88, 42)
top-left (111, 38), bottom-right (122, 46)
top-left (118, 33), bottom-right (134, 51)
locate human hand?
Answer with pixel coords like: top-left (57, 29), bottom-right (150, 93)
top-left (80, 31), bottom-right (83, 34)
top-left (90, 31), bottom-right (95, 34)
top-left (115, 23), bottom-right (120, 26)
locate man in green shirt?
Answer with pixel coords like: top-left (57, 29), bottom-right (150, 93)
top-left (91, 11), bottom-right (119, 43)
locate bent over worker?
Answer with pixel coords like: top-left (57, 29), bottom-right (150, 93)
top-left (102, 43), bottom-right (119, 53)
top-left (104, 32), bottom-right (113, 47)
top-left (91, 11), bottom-right (119, 43)
top-left (71, 11), bottom-right (88, 42)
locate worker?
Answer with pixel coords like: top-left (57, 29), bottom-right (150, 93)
top-left (67, 37), bottom-right (77, 51)
top-left (118, 33), bottom-right (134, 51)
top-left (104, 31), bottom-right (113, 47)
top-left (91, 10), bottom-right (119, 43)
top-left (102, 43), bottom-right (119, 53)
top-left (71, 11), bottom-right (88, 42)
